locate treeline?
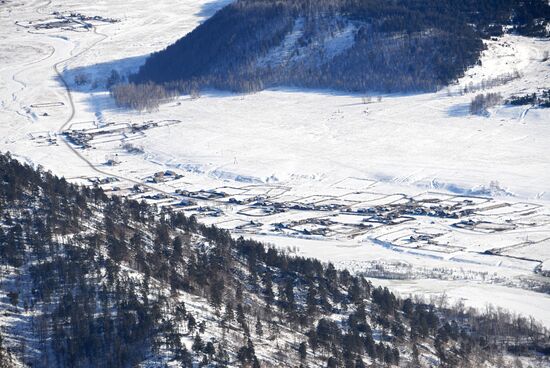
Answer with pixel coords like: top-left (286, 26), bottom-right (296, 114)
top-left (0, 152), bottom-right (548, 367)
top-left (110, 82), bottom-right (177, 111)
top-left (125, 0), bottom-right (550, 98)
top-left (459, 71), bottom-right (522, 95)
top-left (507, 89), bottom-right (550, 108)
top-left (470, 92), bottom-right (503, 115)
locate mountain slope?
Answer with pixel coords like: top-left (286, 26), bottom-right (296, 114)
top-left (0, 152), bottom-right (548, 367)
top-left (130, 0), bottom-right (550, 93)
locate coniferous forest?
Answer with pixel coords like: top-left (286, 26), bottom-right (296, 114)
top-left (0, 154), bottom-right (548, 367)
top-left (128, 0), bottom-right (550, 96)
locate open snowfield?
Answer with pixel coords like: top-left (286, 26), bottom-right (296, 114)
top-left (1, 0), bottom-right (550, 326)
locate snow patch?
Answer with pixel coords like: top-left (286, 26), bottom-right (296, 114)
top-left (256, 17), bottom-right (358, 69)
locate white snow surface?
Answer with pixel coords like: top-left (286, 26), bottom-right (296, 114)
top-left (1, 0), bottom-right (550, 326)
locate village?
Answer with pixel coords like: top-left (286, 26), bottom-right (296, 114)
top-left (83, 163), bottom-right (550, 280)
top-left (48, 117), bottom-right (549, 274)
top-left (15, 10), bottom-right (117, 32)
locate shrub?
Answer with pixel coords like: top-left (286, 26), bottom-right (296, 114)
top-left (469, 92), bottom-right (502, 115)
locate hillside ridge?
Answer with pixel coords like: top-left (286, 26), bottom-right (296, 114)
top-left (0, 154), bottom-right (549, 367)
top-left (129, 0), bottom-right (550, 95)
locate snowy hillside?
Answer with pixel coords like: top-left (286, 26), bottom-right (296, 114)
top-left (255, 16), bottom-right (358, 69)
top-left (3, 154), bottom-right (549, 367)
top-left (130, 0), bottom-right (550, 93)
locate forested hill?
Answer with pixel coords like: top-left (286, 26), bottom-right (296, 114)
top-left (130, 0), bottom-right (550, 94)
top-left (0, 152), bottom-right (549, 368)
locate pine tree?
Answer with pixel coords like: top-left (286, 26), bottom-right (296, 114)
top-left (192, 334), bottom-right (204, 352)
top-left (255, 316), bottom-right (263, 337)
top-left (298, 342), bottom-right (307, 362)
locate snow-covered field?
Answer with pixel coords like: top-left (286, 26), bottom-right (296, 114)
top-left (1, 0), bottom-right (550, 326)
